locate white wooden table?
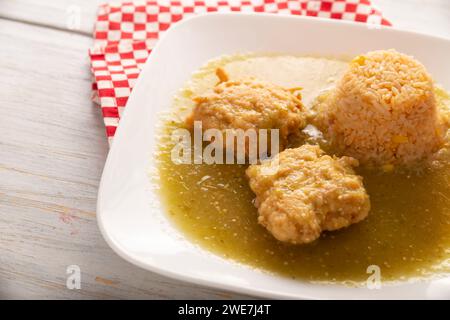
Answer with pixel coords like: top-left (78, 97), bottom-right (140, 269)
top-left (0, 0), bottom-right (449, 299)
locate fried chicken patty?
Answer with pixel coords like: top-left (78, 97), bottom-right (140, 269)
top-left (186, 72), bottom-right (306, 153)
top-left (246, 145), bottom-right (370, 244)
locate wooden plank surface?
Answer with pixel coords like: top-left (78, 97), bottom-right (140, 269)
top-left (0, 18), bottom-right (248, 299)
top-left (0, 0), bottom-right (101, 35)
top-left (373, 0), bottom-right (450, 38)
top-left (0, 0), bottom-right (449, 299)
top-left (0, 0), bottom-right (449, 38)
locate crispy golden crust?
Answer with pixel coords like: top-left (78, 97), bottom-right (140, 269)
top-left (246, 145), bottom-right (370, 244)
top-left (186, 77), bottom-right (307, 151)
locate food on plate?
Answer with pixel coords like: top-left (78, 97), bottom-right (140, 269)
top-left (246, 145), bottom-right (370, 244)
top-left (313, 49), bottom-right (444, 167)
top-left (185, 69), bottom-right (306, 153)
top-left (158, 53), bottom-right (450, 284)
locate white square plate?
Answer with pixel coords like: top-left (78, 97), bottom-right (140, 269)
top-left (97, 13), bottom-right (450, 299)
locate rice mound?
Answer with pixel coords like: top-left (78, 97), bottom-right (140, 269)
top-left (315, 49), bottom-right (444, 167)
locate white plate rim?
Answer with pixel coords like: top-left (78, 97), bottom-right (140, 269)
top-left (96, 12), bottom-right (450, 300)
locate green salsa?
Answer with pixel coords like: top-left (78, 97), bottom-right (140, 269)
top-left (156, 55), bottom-right (450, 284)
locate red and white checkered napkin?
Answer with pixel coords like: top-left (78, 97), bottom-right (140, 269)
top-left (89, 0), bottom-right (391, 144)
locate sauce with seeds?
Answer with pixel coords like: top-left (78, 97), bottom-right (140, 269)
top-left (157, 54), bottom-right (450, 284)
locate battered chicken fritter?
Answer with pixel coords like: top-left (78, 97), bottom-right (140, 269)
top-left (186, 70), bottom-right (306, 154)
top-left (246, 145), bottom-right (370, 244)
